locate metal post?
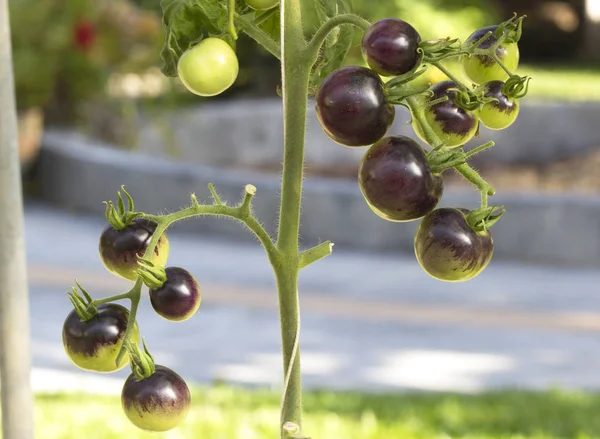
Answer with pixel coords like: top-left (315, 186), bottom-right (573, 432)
top-left (0, 0), bottom-right (35, 438)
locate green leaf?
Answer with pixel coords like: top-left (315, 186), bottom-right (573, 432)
top-left (160, 0), bottom-right (229, 77)
top-left (256, 8), bottom-right (280, 43)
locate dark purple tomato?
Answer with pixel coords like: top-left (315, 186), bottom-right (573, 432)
top-left (315, 66), bottom-right (395, 147)
top-left (99, 218), bottom-right (170, 281)
top-left (122, 365), bottom-right (191, 432)
top-left (412, 80), bottom-right (479, 148)
top-left (414, 208), bottom-right (494, 282)
top-left (150, 267), bottom-right (201, 322)
top-left (479, 80), bottom-right (519, 130)
top-left (62, 304), bottom-right (140, 373)
top-left (358, 136), bottom-right (443, 222)
top-left (361, 18), bottom-right (422, 77)
top-left (462, 25), bottom-right (520, 84)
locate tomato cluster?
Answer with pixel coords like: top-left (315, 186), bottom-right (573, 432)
top-left (315, 17), bottom-right (527, 282)
top-left (62, 197), bottom-right (201, 432)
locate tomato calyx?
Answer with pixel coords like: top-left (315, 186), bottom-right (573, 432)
top-left (501, 74), bottom-right (531, 99)
top-left (466, 205), bottom-right (505, 232)
top-left (104, 186), bottom-right (143, 231)
top-left (67, 282), bottom-right (98, 322)
top-left (420, 37), bottom-right (464, 63)
top-left (494, 13), bottom-right (525, 45)
top-left (125, 338), bottom-right (156, 381)
top-left (427, 148), bottom-right (467, 174)
top-left (136, 258), bottom-right (167, 290)
top-left (465, 14), bottom-right (526, 56)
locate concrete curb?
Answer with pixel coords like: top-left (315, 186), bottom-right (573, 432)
top-left (130, 98), bottom-right (600, 168)
top-left (39, 130), bottom-right (600, 267)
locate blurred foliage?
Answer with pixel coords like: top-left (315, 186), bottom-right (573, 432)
top-left (9, 0), bottom-right (163, 122)
top-left (29, 386), bottom-right (600, 438)
top-left (352, 0), bottom-right (500, 42)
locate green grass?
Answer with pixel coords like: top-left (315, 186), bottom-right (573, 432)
top-left (23, 386), bottom-right (600, 438)
top-left (411, 61), bottom-right (600, 102)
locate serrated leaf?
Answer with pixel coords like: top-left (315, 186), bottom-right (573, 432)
top-left (160, 0), bottom-right (229, 77)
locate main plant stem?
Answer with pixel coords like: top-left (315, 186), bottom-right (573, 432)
top-left (276, 0), bottom-right (309, 435)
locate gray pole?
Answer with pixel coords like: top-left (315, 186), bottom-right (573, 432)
top-left (0, 0), bottom-right (35, 438)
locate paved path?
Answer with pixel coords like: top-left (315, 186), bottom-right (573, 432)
top-left (23, 201), bottom-right (600, 395)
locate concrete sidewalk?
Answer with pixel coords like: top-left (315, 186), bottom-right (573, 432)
top-left (24, 201), bottom-right (600, 394)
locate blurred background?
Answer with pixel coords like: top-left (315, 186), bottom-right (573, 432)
top-left (8, 0), bottom-right (600, 438)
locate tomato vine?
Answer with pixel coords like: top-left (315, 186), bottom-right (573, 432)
top-left (61, 1), bottom-right (530, 437)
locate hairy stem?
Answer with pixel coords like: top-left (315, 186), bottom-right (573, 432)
top-left (305, 13), bottom-right (370, 61)
top-left (405, 96), bottom-right (495, 208)
top-left (275, 0), bottom-right (310, 435)
top-left (91, 291), bottom-right (132, 307)
top-left (227, 0), bottom-right (238, 40)
top-left (454, 163), bottom-right (496, 207)
top-left (432, 62), bottom-right (467, 90)
top-left (235, 12), bottom-right (281, 59)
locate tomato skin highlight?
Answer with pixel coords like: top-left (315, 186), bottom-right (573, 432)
top-left (412, 81), bottom-right (479, 148)
top-left (462, 25), bottom-right (520, 85)
top-left (479, 80), bottom-right (519, 130)
top-left (150, 267), bottom-right (201, 322)
top-left (315, 66), bottom-right (395, 147)
top-left (178, 38), bottom-right (239, 97)
top-left (414, 208), bottom-right (494, 282)
top-left (62, 304), bottom-right (140, 373)
top-left (245, 0), bottom-right (279, 9)
top-left (99, 218), bottom-right (169, 281)
top-left (362, 18), bottom-right (421, 77)
top-left (358, 136), bottom-right (443, 222)
top-left (122, 365), bottom-right (191, 432)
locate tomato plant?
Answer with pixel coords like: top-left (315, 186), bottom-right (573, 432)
top-left (62, 3), bottom-right (530, 436)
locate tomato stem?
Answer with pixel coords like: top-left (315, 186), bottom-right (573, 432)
top-left (299, 241), bottom-right (334, 269)
top-left (227, 0), bottom-right (238, 41)
top-left (465, 141), bottom-right (495, 159)
top-left (455, 163), bottom-right (496, 208)
top-left (305, 13), bottom-right (371, 61)
top-left (274, 0), bottom-right (310, 434)
top-left (405, 96), bottom-right (496, 210)
top-left (491, 53), bottom-right (514, 77)
top-left (90, 291), bottom-right (133, 307)
top-left (234, 12), bottom-right (281, 59)
top-left (431, 62), bottom-right (468, 91)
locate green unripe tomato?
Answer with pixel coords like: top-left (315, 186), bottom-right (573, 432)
top-left (479, 80), bottom-right (520, 130)
top-left (245, 0), bottom-right (279, 9)
top-left (177, 38), bottom-right (239, 97)
top-left (462, 26), bottom-right (520, 85)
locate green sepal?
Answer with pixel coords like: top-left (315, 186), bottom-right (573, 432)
top-left (467, 206), bottom-right (506, 232)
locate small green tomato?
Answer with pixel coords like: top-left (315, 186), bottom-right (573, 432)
top-left (177, 38), bottom-right (239, 97)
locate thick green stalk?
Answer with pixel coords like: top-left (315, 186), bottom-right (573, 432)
top-left (276, 0), bottom-right (309, 435)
